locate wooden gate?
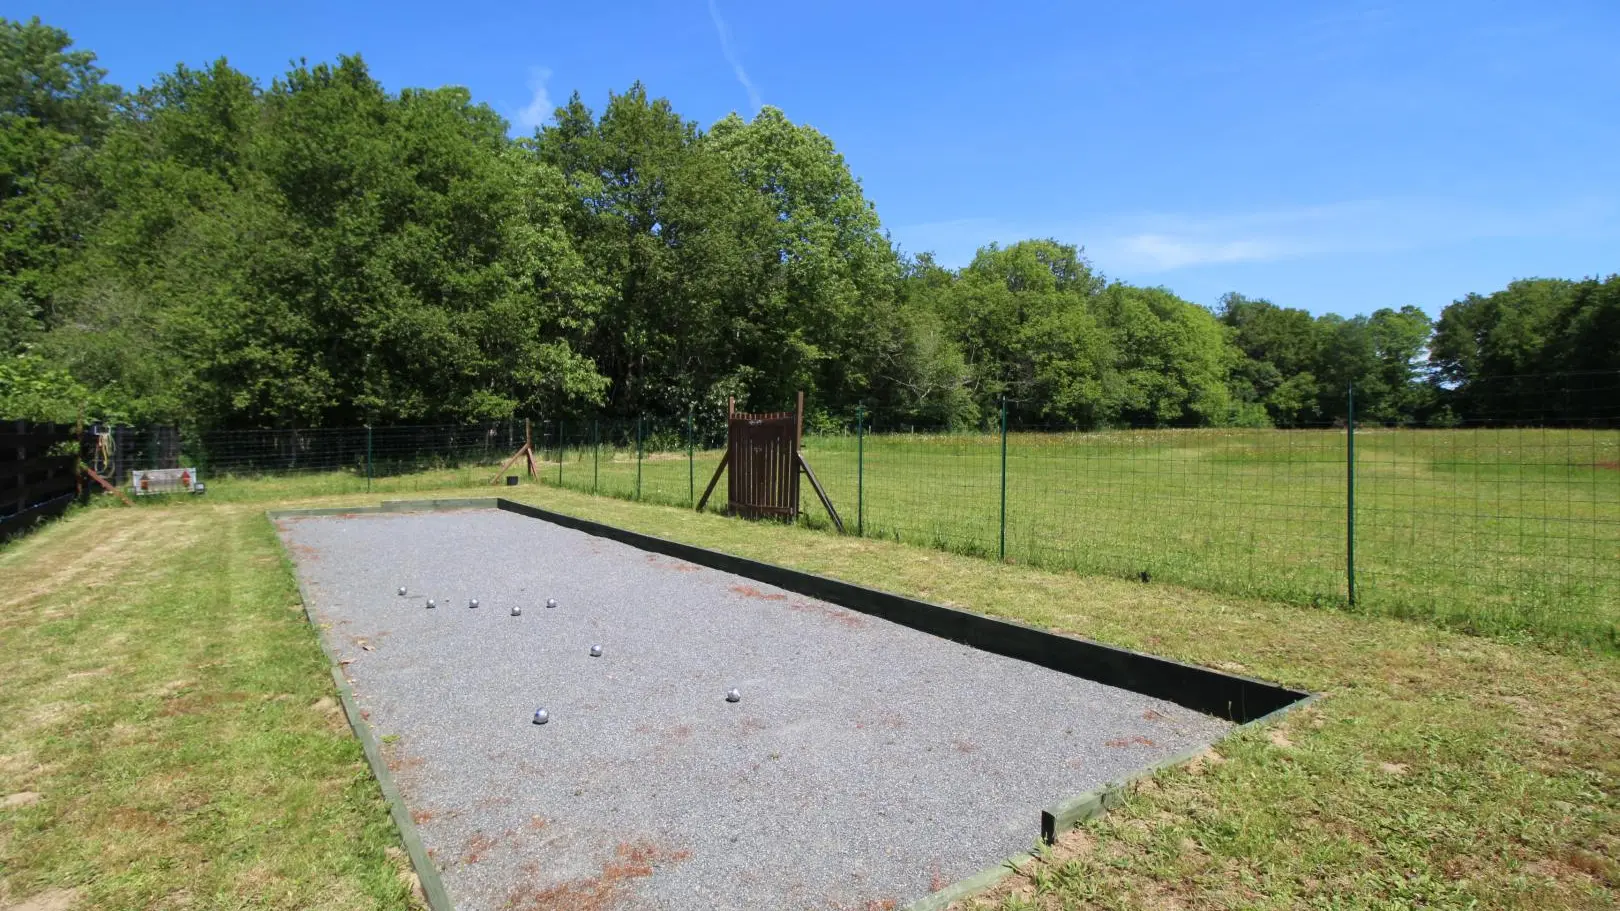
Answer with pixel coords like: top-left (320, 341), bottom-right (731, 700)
top-left (727, 408), bottom-right (799, 520)
top-left (697, 392), bottom-right (843, 531)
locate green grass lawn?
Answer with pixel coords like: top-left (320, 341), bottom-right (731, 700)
top-left (0, 500), bottom-right (422, 910)
top-left (1, 481), bottom-right (1616, 910)
top-left (537, 426), bottom-right (1620, 651)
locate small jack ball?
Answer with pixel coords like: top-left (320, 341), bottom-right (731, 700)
top-left (511, 604), bottom-right (522, 616)
top-left (725, 688), bottom-right (741, 703)
top-left (398, 586), bottom-right (407, 597)
top-left (426, 598), bottom-right (436, 609)
top-left (469, 598), bottom-right (479, 609)
top-left (546, 598), bottom-right (558, 609)
top-left (589, 644), bottom-right (603, 657)
top-left (532, 708), bottom-right (549, 725)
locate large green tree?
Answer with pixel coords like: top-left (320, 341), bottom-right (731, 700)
top-left (534, 95), bottom-right (901, 420)
top-left (37, 59), bottom-right (259, 422)
top-left (48, 55), bottom-right (607, 427)
top-left (1430, 276), bottom-right (1619, 421)
top-left (704, 106), bottom-right (900, 413)
top-left (921, 240), bottom-right (1237, 428)
top-left (866, 253), bottom-right (977, 428)
top-left (532, 85), bottom-right (704, 415)
top-left (1, 18), bottom-right (120, 343)
top-left (1090, 284), bottom-right (1236, 427)
top-left (1219, 292), bottom-right (1324, 425)
top-left (930, 240), bottom-right (1110, 425)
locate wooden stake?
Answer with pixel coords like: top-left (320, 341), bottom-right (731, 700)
top-left (82, 467), bottom-right (133, 506)
top-left (75, 407), bottom-right (85, 501)
top-left (795, 391), bottom-right (804, 453)
top-left (488, 443), bottom-right (531, 485)
top-left (695, 449), bottom-right (731, 512)
top-left (793, 391), bottom-right (805, 522)
top-left (525, 419), bottom-right (534, 478)
top-left (797, 451), bottom-right (844, 533)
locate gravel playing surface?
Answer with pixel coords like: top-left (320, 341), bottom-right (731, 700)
top-left (277, 509), bottom-right (1234, 911)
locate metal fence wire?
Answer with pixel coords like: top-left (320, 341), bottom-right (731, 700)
top-left (129, 372), bottom-right (1616, 651)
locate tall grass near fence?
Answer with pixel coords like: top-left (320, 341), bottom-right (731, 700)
top-left (802, 425), bottom-right (1619, 649)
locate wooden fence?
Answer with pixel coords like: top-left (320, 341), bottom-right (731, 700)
top-left (1, 421), bottom-right (82, 542)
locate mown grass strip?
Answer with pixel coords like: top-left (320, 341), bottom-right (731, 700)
top-left (0, 505), bottom-right (422, 910)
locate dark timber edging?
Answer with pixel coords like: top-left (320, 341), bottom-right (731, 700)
top-left (267, 497), bottom-right (498, 520)
top-left (270, 496), bottom-right (1314, 911)
top-left (493, 498), bottom-right (1309, 724)
top-left (268, 505), bottom-right (461, 911)
top-left (904, 693), bottom-right (1319, 911)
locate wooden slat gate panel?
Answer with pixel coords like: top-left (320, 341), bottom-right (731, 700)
top-left (726, 411), bottom-right (800, 521)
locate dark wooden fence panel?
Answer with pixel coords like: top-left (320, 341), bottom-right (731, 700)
top-left (0, 421), bottom-right (81, 542)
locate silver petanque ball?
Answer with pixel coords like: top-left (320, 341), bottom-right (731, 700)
top-left (589, 644), bottom-right (603, 657)
top-left (546, 598), bottom-right (558, 609)
top-left (398, 586), bottom-right (407, 597)
top-left (532, 708), bottom-right (549, 725)
top-left (469, 598), bottom-right (479, 609)
top-left (426, 598), bottom-right (436, 609)
top-left (511, 604), bottom-right (522, 616)
top-left (725, 688), bottom-right (741, 703)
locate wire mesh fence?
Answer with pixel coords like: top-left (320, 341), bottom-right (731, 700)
top-left (804, 420), bottom-right (1353, 604)
top-left (533, 414), bottom-right (726, 509)
top-left (120, 421), bottom-right (535, 499)
top-left (1351, 372), bottom-right (1620, 647)
top-left (113, 372), bottom-right (1618, 650)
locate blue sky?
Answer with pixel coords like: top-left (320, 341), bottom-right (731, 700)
top-left (18, 1), bottom-right (1619, 316)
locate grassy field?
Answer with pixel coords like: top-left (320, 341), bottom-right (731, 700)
top-left (1, 481), bottom-right (1617, 910)
top-left (535, 426), bottom-right (1620, 651)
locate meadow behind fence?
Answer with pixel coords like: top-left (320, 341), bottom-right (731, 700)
top-left (123, 377), bottom-right (1620, 652)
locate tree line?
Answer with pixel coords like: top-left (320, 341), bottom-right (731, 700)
top-left (3, 18), bottom-right (1616, 431)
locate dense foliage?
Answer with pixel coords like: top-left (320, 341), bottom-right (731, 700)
top-left (2, 18), bottom-right (1614, 429)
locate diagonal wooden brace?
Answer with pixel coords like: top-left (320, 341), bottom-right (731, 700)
top-left (695, 449), bottom-right (731, 513)
top-left (82, 466), bottom-right (133, 506)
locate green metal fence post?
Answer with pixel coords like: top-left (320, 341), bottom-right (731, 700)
top-left (592, 418), bottom-right (599, 493)
top-left (999, 397), bottom-right (1008, 562)
top-left (635, 415), bottom-right (644, 501)
top-left (856, 405), bottom-right (865, 537)
top-left (687, 405), bottom-right (695, 505)
top-left (557, 419), bottom-right (564, 487)
top-left (366, 424), bottom-right (373, 494)
top-left (1346, 383), bottom-right (1357, 606)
